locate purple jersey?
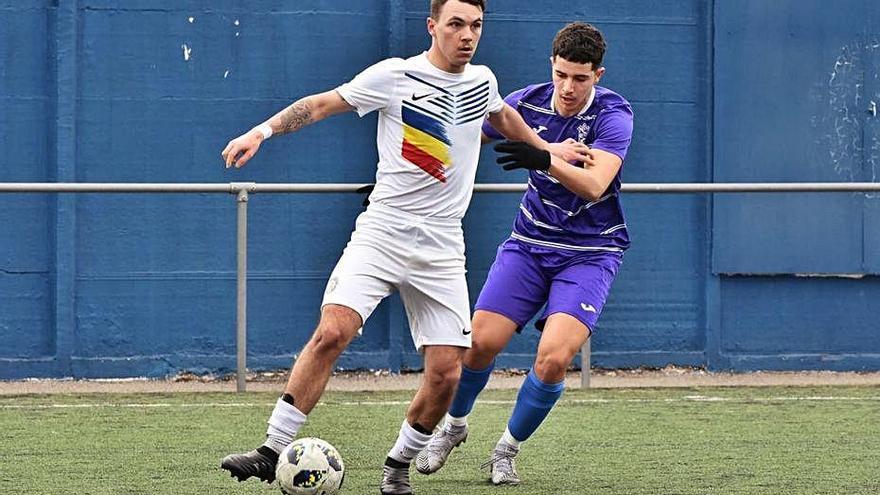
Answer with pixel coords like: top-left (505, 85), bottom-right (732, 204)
top-left (483, 82), bottom-right (633, 252)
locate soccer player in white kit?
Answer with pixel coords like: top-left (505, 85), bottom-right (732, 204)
top-left (219, 1), bottom-right (590, 494)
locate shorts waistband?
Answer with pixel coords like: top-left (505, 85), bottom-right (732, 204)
top-left (366, 202), bottom-right (462, 229)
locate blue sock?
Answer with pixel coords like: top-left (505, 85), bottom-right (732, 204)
top-left (448, 361), bottom-right (495, 418)
top-left (507, 369), bottom-right (564, 442)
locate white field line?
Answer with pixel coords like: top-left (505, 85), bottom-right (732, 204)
top-left (1, 396), bottom-right (879, 410)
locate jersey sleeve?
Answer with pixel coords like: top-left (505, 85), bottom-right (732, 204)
top-left (481, 87), bottom-right (528, 140)
top-left (335, 58), bottom-right (401, 117)
top-left (590, 104), bottom-right (634, 161)
top-left (485, 70), bottom-right (505, 115)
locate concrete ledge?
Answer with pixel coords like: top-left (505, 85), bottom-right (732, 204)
top-left (2, 368), bottom-right (879, 394)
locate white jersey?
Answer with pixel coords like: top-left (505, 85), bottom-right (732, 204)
top-left (336, 52), bottom-right (505, 219)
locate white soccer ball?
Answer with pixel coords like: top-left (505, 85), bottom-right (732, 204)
top-left (276, 437), bottom-right (345, 495)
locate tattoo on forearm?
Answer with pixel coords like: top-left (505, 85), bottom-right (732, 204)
top-left (276, 98), bottom-right (313, 135)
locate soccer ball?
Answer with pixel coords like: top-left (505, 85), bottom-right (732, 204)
top-left (276, 437), bottom-right (345, 495)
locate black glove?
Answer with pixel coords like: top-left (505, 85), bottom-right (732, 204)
top-left (494, 141), bottom-right (551, 171)
top-left (355, 184), bottom-right (375, 207)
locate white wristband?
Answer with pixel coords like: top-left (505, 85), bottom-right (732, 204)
top-left (254, 123), bottom-right (273, 140)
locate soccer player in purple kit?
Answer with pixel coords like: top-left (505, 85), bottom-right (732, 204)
top-left (416, 22), bottom-right (634, 485)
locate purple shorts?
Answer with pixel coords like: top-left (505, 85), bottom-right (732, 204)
top-left (474, 238), bottom-right (622, 333)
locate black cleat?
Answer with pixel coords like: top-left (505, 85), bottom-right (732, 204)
top-left (220, 446), bottom-right (279, 483)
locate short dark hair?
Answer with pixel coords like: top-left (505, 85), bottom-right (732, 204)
top-left (430, 0), bottom-right (486, 19)
top-left (552, 22), bottom-right (606, 68)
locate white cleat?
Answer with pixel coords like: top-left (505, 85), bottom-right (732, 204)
top-left (481, 442), bottom-right (521, 486)
top-left (415, 424), bottom-right (468, 475)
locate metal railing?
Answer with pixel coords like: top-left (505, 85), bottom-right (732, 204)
top-left (3, 181), bottom-right (880, 391)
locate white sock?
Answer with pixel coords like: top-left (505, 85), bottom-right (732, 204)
top-left (387, 420), bottom-right (433, 464)
top-left (446, 413), bottom-right (468, 428)
top-left (499, 427), bottom-right (521, 449)
top-left (264, 398), bottom-right (307, 453)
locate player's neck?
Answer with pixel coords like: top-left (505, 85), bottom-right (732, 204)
top-left (425, 48), bottom-right (466, 74)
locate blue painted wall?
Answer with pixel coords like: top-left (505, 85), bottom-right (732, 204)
top-left (0, 0), bottom-right (876, 378)
top-left (711, 0), bottom-right (880, 371)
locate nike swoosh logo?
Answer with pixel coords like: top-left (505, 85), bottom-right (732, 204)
top-left (581, 303), bottom-right (597, 313)
top-left (462, 328), bottom-right (472, 335)
top-left (412, 93), bottom-right (434, 101)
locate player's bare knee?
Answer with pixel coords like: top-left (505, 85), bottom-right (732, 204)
top-left (468, 335), bottom-right (503, 365)
top-left (309, 306), bottom-right (360, 352)
top-left (310, 325), bottom-right (349, 354)
top-left (423, 362), bottom-right (461, 393)
top-left (534, 353), bottom-right (569, 383)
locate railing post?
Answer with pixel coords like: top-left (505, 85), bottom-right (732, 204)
top-left (581, 338), bottom-right (591, 388)
top-left (233, 183), bottom-right (255, 392)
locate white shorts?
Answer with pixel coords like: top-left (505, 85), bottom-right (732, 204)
top-left (322, 203), bottom-right (472, 351)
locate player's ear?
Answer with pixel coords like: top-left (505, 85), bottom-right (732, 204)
top-left (427, 17), bottom-right (436, 37)
top-left (595, 66), bottom-right (605, 81)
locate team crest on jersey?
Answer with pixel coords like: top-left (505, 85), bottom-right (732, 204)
top-left (577, 122), bottom-right (591, 143)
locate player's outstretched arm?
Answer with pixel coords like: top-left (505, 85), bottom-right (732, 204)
top-left (222, 90), bottom-right (354, 169)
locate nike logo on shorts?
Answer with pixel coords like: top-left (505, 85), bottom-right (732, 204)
top-left (462, 328), bottom-right (472, 335)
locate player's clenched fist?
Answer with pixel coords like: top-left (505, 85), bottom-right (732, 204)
top-left (546, 138), bottom-right (594, 165)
